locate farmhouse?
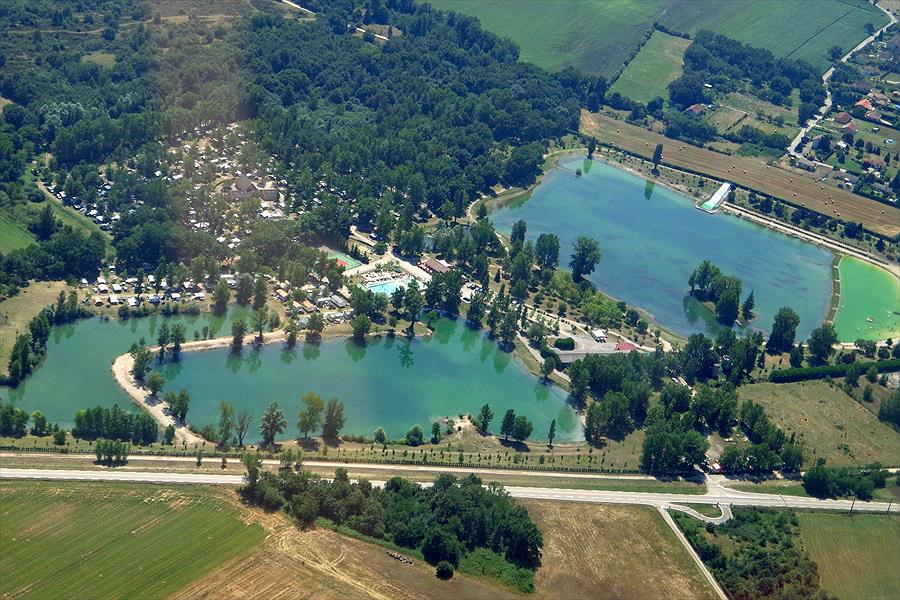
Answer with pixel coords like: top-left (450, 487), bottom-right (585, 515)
top-left (684, 103), bottom-right (704, 116)
top-left (856, 98), bottom-right (875, 112)
top-left (834, 111), bottom-right (852, 124)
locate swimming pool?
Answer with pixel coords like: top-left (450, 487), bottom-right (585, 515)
top-left (365, 277), bottom-right (411, 296)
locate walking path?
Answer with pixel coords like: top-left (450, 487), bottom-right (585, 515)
top-left (658, 506), bottom-right (729, 600)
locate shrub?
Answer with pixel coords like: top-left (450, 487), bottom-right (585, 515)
top-left (553, 337), bottom-right (575, 350)
top-left (769, 358), bottom-right (900, 383)
top-left (435, 561), bottom-right (454, 580)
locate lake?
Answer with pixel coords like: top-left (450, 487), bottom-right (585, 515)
top-left (1, 311), bottom-right (580, 442)
top-left (491, 156), bottom-right (834, 340)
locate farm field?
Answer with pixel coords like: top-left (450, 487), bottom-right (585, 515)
top-left (610, 31), bottom-right (690, 103)
top-left (0, 280), bottom-right (69, 376)
top-left (798, 512), bottom-right (900, 600)
top-left (0, 481), bottom-right (266, 600)
top-left (737, 381), bottom-right (900, 467)
top-left (580, 110), bottom-right (900, 237)
top-left (426, 0), bottom-right (885, 75)
top-left (521, 500), bottom-right (718, 600)
top-left (0, 208), bottom-right (36, 253)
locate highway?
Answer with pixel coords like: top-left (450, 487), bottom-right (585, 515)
top-left (3, 467), bottom-right (896, 515)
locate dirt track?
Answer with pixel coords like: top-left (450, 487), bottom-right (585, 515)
top-left (581, 111), bottom-right (900, 238)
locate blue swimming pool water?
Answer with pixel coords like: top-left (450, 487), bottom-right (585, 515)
top-left (365, 277), bottom-right (411, 296)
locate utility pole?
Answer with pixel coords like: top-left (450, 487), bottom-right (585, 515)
top-left (850, 497), bottom-right (855, 516)
top-left (887, 498), bottom-right (893, 515)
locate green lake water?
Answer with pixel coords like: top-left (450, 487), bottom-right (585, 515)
top-left (833, 257), bottom-right (900, 342)
top-left (1, 312), bottom-right (580, 442)
top-left (491, 156), bottom-right (834, 340)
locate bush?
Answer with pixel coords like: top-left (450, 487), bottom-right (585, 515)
top-left (769, 358), bottom-right (900, 383)
top-left (553, 337), bottom-right (575, 350)
top-left (435, 560), bottom-right (454, 580)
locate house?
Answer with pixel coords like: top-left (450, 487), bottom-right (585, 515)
top-left (684, 103), bottom-right (704, 116)
top-left (301, 300), bottom-right (317, 313)
top-left (420, 257), bottom-right (451, 274)
top-left (615, 341), bottom-right (637, 352)
top-left (856, 98), bottom-right (875, 112)
top-left (834, 111), bottom-right (852, 124)
top-left (795, 157), bottom-right (818, 172)
top-left (865, 109), bottom-right (883, 121)
top-left (229, 176), bottom-right (258, 201)
top-left (810, 135), bottom-right (828, 150)
top-left (274, 288), bottom-right (290, 302)
top-left (108, 294), bottom-right (120, 305)
top-left (871, 92), bottom-right (890, 106)
top-left (863, 156), bottom-right (886, 170)
top-left (329, 294), bottom-right (349, 309)
top-left (842, 122), bottom-right (858, 134)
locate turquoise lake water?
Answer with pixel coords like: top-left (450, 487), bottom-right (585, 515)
top-left (1, 311), bottom-right (580, 442)
top-left (491, 156), bottom-right (834, 339)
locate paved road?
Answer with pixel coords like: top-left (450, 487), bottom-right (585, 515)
top-left (3, 468), bottom-right (896, 515)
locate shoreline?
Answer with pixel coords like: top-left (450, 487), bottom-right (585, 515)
top-left (490, 146), bottom-right (898, 343)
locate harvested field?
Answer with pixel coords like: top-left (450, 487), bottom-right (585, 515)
top-left (737, 381), bottom-right (900, 467)
top-left (580, 111), bottom-right (900, 237)
top-left (522, 500), bottom-right (717, 600)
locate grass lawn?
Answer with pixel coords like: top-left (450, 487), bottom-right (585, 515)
top-left (0, 208), bottom-right (36, 253)
top-left (0, 280), bottom-right (69, 376)
top-left (610, 31), bottom-right (690, 103)
top-left (798, 512), bottom-right (900, 600)
top-left (737, 380), bottom-right (900, 467)
top-left (522, 500), bottom-right (718, 600)
top-left (0, 480), bottom-right (266, 600)
top-left (426, 0), bottom-right (885, 76)
top-left (81, 51), bottom-right (116, 67)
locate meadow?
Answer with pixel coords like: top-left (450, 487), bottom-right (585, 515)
top-left (609, 31), bottom-right (690, 103)
top-left (0, 280), bottom-right (68, 376)
top-left (737, 380), bottom-right (900, 467)
top-left (425, 0), bottom-right (886, 75)
top-left (798, 512), bottom-right (900, 600)
top-left (0, 481), bottom-right (266, 600)
top-left (0, 208), bottom-right (35, 253)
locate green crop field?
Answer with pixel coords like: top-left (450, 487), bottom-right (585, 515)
top-left (798, 512), bottom-right (900, 600)
top-left (0, 481), bottom-right (266, 600)
top-left (0, 208), bottom-right (36, 253)
top-left (426, 0), bottom-right (886, 76)
top-left (737, 380), bottom-right (900, 467)
top-left (610, 31), bottom-right (690, 103)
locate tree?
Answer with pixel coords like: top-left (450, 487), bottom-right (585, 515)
top-left (374, 426), bottom-right (387, 444)
top-left (252, 306), bottom-right (269, 343)
top-left (534, 233), bottom-right (560, 276)
top-left (30, 411), bottom-right (48, 436)
top-left (742, 291), bottom-right (755, 321)
top-left (541, 357), bottom-right (556, 379)
top-left (477, 404), bottom-right (493, 433)
top-left (284, 320), bottom-right (299, 348)
top-left (767, 307), bottom-right (800, 354)
top-left (569, 236), bottom-right (601, 282)
top-left (298, 392), bottom-right (324, 438)
top-left (651, 143), bottom-right (663, 172)
top-left (547, 419), bottom-right (556, 448)
top-left (511, 415), bottom-right (533, 442)
top-left (131, 345), bottom-right (153, 380)
top-left (236, 408), bottom-right (252, 447)
top-left (306, 313), bottom-right (325, 342)
top-left (436, 561), bottom-right (454, 580)
top-left (406, 425), bottom-right (425, 446)
top-left (431, 422), bottom-right (442, 443)
top-left (218, 400), bottom-right (235, 448)
top-left (351, 314), bottom-right (372, 341)
top-left (500, 409), bottom-right (516, 441)
top-left (146, 371), bottom-right (165, 396)
top-left (403, 279), bottom-right (424, 332)
top-left (807, 323), bottom-right (837, 365)
top-left (242, 452), bottom-right (263, 490)
top-left (231, 318), bottom-right (248, 351)
top-left (422, 527), bottom-right (460, 566)
top-left (587, 137), bottom-right (597, 158)
top-left (235, 274), bottom-right (253, 305)
top-left (170, 324), bottom-right (186, 361)
top-left (212, 279), bottom-right (230, 315)
top-left (260, 401), bottom-right (287, 448)
top-left (322, 398), bottom-right (346, 440)
top-left (164, 425), bottom-right (175, 444)
top-left (828, 45), bottom-right (843, 61)
top-left (156, 323), bottom-right (170, 362)
top-left (252, 276), bottom-right (268, 310)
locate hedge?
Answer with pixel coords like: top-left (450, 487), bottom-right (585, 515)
top-left (553, 337), bottom-right (575, 351)
top-left (769, 358), bottom-right (900, 383)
